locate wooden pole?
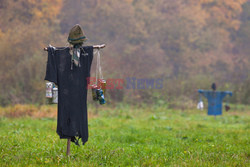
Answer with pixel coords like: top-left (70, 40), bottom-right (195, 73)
top-left (66, 139), bottom-right (71, 156)
top-left (44, 44), bottom-right (106, 51)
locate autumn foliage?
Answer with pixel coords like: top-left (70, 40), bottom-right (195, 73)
top-left (0, 0), bottom-right (249, 106)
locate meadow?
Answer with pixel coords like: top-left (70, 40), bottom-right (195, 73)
top-left (0, 104), bottom-right (249, 166)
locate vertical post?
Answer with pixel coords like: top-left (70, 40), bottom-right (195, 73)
top-left (66, 139), bottom-right (71, 156)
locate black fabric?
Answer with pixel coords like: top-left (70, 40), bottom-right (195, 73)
top-left (45, 47), bottom-right (57, 85)
top-left (45, 46), bottom-right (93, 145)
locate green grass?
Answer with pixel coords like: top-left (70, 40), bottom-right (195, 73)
top-left (0, 106), bottom-right (249, 166)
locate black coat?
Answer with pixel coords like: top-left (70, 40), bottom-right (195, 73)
top-left (45, 46), bottom-right (93, 145)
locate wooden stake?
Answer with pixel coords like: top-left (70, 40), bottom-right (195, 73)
top-left (44, 44), bottom-right (106, 51)
top-left (66, 139), bottom-right (71, 156)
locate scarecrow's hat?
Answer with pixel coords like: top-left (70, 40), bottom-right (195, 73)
top-left (67, 24), bottom-right (88, 45)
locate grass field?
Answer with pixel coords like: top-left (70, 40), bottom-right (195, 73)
top-left (0, 105), bottom-right (249, 166)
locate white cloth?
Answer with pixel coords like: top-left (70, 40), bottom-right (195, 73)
top-left (197, 101), bottom-right (204, 110)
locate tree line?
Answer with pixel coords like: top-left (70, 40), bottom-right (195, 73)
top-left (0, 0), bottom-right (249, 106)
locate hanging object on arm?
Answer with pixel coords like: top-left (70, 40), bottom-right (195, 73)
top-left (96, 49), bottom-right (106, 95)
top-left (92, 84), bottom-right (98, 101)
top-left (91, 49), bottom-right (106, 104)
top-left (46, 82), bottom-right (58, 104)
top-left (197, 94), bottom-right (204, 110)
top-left (46, 82), bottom-right (53, 98)
top-left (52, 86), bottom-right (58, 104)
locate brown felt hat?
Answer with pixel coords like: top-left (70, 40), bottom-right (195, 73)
top-left (67, 24), bottom-right (88, 44)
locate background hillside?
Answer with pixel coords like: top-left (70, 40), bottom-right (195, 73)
top-left (0, 0), bottom-right (249, 106)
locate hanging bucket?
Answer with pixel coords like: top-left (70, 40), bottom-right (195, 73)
top-left (52, 87), bottom-right (58, 104)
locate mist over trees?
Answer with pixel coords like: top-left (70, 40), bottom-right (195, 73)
top-left (0, 0), bottom-right (249, 106)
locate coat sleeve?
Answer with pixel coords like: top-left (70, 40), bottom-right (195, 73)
top-left (198, 89), bottom-right (209, 98)
top-left (85, 46), bottom-right (94, 85)
top-left (44, 46), bottom-right (58, 85)
top-left (221, 91), bottom-right (233, 100)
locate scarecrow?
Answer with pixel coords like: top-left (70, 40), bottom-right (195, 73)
top-left (44, 24), bottom-right (105, 155)
top-left (198, 83), bottom-right (232, 116)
